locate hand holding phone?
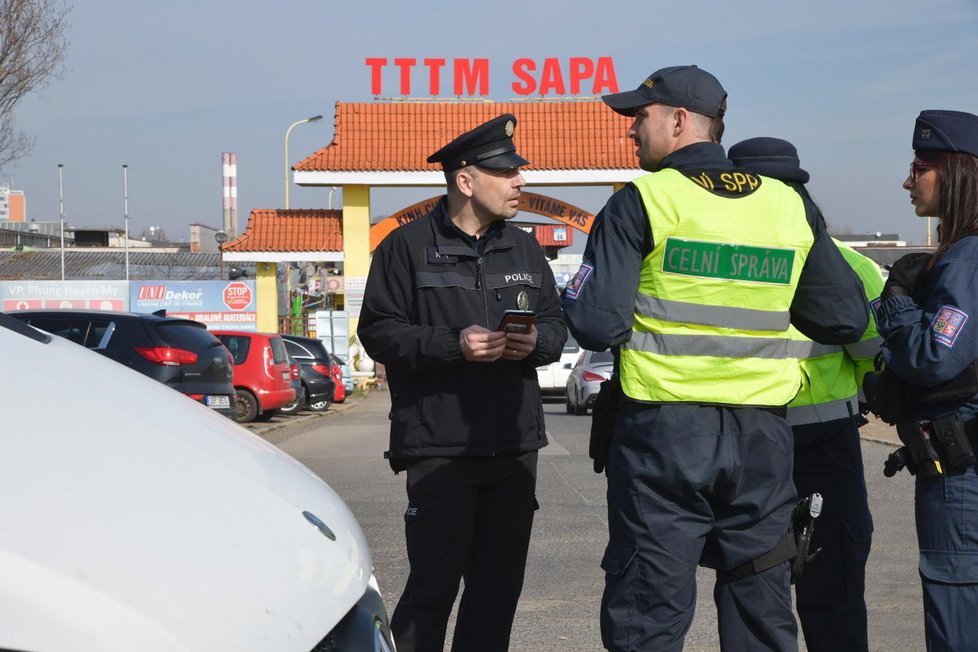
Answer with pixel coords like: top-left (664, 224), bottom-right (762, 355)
top-left (496, 310), bottom-right (535, 334)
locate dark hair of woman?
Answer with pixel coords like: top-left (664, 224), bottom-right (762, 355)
top-left (930, 151), bottom-right (978, 269)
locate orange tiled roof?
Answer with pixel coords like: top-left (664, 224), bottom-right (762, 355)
top-left (222, 209), bottom-right (343, 252)
top-left (294, 101), bottom-right (638, 172)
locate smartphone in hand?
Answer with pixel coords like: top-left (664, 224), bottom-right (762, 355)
top-left (496, 310), bottom-right (535, 334)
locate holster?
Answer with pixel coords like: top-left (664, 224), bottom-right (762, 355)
top-left (896, 412), bottom-right (978, 478)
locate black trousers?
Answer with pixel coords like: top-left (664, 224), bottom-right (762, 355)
top-left (792, 418), bottom-right (873, 652)
top-left (601, 403), bottom-right (798, 652)
top-left (390, 452), bottom-right (539, 652)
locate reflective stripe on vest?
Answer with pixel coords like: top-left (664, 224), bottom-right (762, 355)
top-left (635, 295), bottom-right (790, 332)
top-left (787, 395), bottom-right (859, 426)
top-left (845, 336), bottom-right (883, 360)
top-left (621, 169), bottom-right (814, 406)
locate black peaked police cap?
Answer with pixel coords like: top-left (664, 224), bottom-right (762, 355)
top-left (728, 137), bottom-right (810, 185)
top-left (427, 113), bottom-right (530, 172)
top-left (602, 65), bottom-right (727, 118)
top-left (913, 110), bottom-right (978, 159)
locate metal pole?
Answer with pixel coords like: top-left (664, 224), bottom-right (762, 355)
top-left (284, 114), bottom-right (322, 209)
top-left (58, 164), bottom-right (65, 281)
top-left (123, 164), bottom-right (130, 282)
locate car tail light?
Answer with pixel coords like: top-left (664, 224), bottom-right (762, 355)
top-left (134, 346), bottom-right (199, 366)
top-left (311, 363), bottom-right (331, 377)
top-left (582, 370), bottom-right (605, 382)
top-left (290, 362), bottom-right (300, 380)
top-left (263, 345), bottom-right (274, 378)
top-left (331, 363), bottom-right (342, 382)
top-left (187, 393), bottom-right (204, 400)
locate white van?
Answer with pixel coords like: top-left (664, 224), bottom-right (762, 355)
top-left (0, 312), bottom-right (394, 652)
top-left (536, 332), bottom-right (581, 395)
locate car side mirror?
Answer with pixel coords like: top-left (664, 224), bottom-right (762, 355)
top-left (563, 363), bottom-right (573, 369)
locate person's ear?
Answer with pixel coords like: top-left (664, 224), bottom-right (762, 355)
top-left (672, 108), bottom-right (689, 136)
top-left (455, 169), bottom-right (476, 197)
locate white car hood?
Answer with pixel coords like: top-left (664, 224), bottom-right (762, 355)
top-left (0, 324), bottom-right (372, 651)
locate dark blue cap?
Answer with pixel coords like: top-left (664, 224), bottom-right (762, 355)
top-left (427, 113), bottom-right (529, 172)
top-left (602, 65), bottom-right (727, 118)
top-left (728, 137), bottom-right (809, 184)
top-left (913, 110), bottom-right (978, 158)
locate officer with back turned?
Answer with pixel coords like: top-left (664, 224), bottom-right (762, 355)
top-left (562, 65), bottom-right (869, 651)
top-left (730, 136), bottom-right (883, 652)
top-left (358, 113), bottom-right (566, 652)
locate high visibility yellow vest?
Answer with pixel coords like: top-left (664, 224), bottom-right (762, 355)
top-left (786, 240), bottom-right (884, 425)
top-left (621, 168), bottom-right (814, 406)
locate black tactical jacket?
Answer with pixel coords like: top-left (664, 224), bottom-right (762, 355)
top-left (358, 198), bottom-right (567, 462)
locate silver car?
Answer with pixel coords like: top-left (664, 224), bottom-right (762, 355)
top-left (565, 349), bottom-right (615, 415)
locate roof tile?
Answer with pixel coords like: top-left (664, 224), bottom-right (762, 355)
top-left (223, 209), bottom-right (343, 253)
top-left (295, 100), bottom-right (638, 172)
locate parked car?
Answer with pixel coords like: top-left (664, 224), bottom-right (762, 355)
top-left (566, 349), bottom-right (615, 415)
top-left (281, 334), bottom-right (337, 413)
top-left (279, 355), bottom-right (305, 416)
top-left (0, 311), bottom-right (394, 651)
top-left (329, 354), bottom-right (347, 404)
top-left (9, 309), bottom-right (235, 418)
top-left (335, 354), bottom-right (355, 394)
top-left (537, 333), bottom-right (582, 396)
top-left (212, 330), bottom-right (296, 423)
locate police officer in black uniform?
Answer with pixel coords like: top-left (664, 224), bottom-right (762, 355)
top-left (357, 114), bottom-right (566, 652)
top-left (563, 65), bottom-right (869, 651)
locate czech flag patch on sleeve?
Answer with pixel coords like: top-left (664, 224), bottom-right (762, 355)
top-left (931, 305), bottom-right (969, 349)
top-left (564, 263), bottom-right (594, 300)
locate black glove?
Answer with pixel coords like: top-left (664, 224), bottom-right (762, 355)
top-left (589, 377), bottom-right (620, 474)
top-left (881, 252), bottom-right (930, 302)
top-left (862, 369), bottom-right (906, 425)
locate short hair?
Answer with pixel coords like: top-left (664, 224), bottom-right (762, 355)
top-left (708, 98), bottom-right (727, 143)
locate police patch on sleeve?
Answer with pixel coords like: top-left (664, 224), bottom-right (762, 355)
top-left (564, 263), bottom-right (594, 300)
top-left (869, 297), bottom-right (882, 325)
top-left (931, 305), bottom-right (969, 349)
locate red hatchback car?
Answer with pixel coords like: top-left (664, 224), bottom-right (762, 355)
top-left (212, 331), bottom-right (296, 423)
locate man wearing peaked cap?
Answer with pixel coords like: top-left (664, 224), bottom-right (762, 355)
top-left (562, 65), bottom-right (869, 651)
top-left (358, 114), bottom-right (566, 652)
top-left (731, 136), bottom-right (882, 652)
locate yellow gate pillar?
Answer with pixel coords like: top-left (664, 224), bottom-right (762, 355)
top-left (256, 262), bottom-right (278, 332)
top-left (343, 185), bottom-right (371, 337)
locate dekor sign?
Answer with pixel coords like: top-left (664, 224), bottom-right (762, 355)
top-left (365, 57), bottom-right (619, 96)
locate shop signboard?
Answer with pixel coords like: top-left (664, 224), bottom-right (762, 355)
top-left (130, 280), bottom-right (257, 331)
top-left (0, 281), bottom-right (128, 312)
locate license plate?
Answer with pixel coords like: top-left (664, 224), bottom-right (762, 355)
top-left (206, 395), bottom-right (231, 409)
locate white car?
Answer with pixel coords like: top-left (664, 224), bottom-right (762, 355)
top-left (0, 312), bottom-right (394, 651)
top-left (536, 333), bottom-right (581, 396)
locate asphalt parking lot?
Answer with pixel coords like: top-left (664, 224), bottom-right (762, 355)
top-left (252, 391), bottom-right (923, 652)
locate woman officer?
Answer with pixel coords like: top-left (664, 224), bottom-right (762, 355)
top-left (874, 109), bottom-right (978, 651)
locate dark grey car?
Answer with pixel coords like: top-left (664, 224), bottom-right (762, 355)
top-left (10, 309), bottom-right (235, 418)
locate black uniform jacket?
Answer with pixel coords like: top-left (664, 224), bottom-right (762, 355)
top-left (358, 197), bottom-right (567, 460)
top-left (563, 142), bottom-right (869, 367)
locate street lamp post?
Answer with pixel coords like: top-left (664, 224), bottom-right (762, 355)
top-left (284, 114), bottom-right (323, 209)
top-left (58, 164), bottom-right (65, 281)
top-left (123, 164), bottom-right (130, 282)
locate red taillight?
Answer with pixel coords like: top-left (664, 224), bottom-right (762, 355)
top-left (134, 346), bottom-right (198, 366)
top-left (582, 370), bottom-right (605, 382)
top-left (290, 362), bottom-right (300, 379)
top-left (187, 393), bottom-right (204, 401)
top-left (263, 345), bottom-right (275, 378)
top-left (311, 363), bottom-right (331, 377)
top-left (331, 363), bottom-right (342, 382)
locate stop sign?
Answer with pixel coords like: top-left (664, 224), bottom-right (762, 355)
top-left (223, 282), bottom-right (252, 310)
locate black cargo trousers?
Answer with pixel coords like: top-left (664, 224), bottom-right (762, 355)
top-left (390, 451), bottom-right (539, 652)
top-left (601, 402), bottom-right (799, 652)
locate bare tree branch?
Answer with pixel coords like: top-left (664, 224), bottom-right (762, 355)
top-left (0, 0), bottom-right (69, 171)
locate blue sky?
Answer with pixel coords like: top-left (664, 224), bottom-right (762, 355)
top-left (7, 0), bottom-right (978, 247)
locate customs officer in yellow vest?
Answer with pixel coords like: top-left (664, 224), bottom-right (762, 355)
top-left (562, 65), bottom-right (869, 652)
top-left (730, 137), bottom-right (883, 652)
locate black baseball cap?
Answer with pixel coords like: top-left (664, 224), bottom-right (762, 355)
top-left (729, 137), bottom-right (810, 184)
top-left (427, 113), bottom-right (530, 172)
top-left (913, 110), bottom-right (978, 159)
top-left (602, 65), bottom-right (727, 118)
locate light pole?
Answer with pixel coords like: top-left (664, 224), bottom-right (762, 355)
top-left (284, 114), bottom-right (322, 209)
top-left (58, 164), bottom-right (65, 281)
top-left (123, 164), bottom-right (130, 282)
